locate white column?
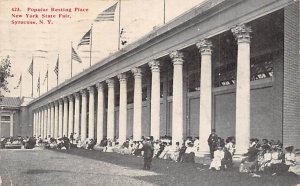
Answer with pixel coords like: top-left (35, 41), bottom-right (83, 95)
top-left (54, 101), bottom-right (59, 138)
top-left (58, 99), bottom-right (63, 138)
top-left (232, 24), bottom-right (252, 154)
top-left (81, 89), bottom-right (88, 141)
top-left (131, 67), bottom-right (142, 141)
top-left (74, 92), bottom-right (80, 139)
top-left (196, 39), bottom-right (213, 154)
top-left (106, 78), bottom-right (115, 140)
top-left (43, 107), bottom-right (47, 138)
top-left (63, 97), bottom-right (68, 137)
top-left (41, 108), bottom-right (44, 138)
top-left (96, 82), bottom-right (104, 144)
top-left (37, 110), bottom-right (40, 137)
top-left (118, 73), bottom-right (127, 145)
top-left (33, 112), bottom-right (36, 136)
top-left (50, 103), bottom-right (55, 137)
top-left (149, 60), bottom-right (160, 140)
top-left (9, 112), bottom-right (13, 137)
top-left (68, 95), bottom-right (74, 138)
top-left (88, 86), bottom-right (95, 139)
top-left (170, 50), bottom-right (184, 145)
top-left (47, 105), bottom-right (51, 138)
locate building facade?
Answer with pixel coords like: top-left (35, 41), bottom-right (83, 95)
top-left (18, 0), bottom-right (300, 154)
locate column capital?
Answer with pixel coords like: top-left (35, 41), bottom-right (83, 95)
top-left (96, 82), bottom-right (104, 90)
top-left (170, 50), bottom-right (184, 65)
top-left (80, 89), bottom-right (88, 96)
top-left (148, 60), bottom-right (160, 72)
top-left (74, 92), bottom-right (80, 99)
top-left (196, 39), bottom-right (212, 55)
top-left (106, 78), bottom-right (115, 88)
top-left (54, 100), bottom-right (59, 106)
top-left (87, 86), bottom-right (95, 93)
top-left (58, 99), bottom-right (63, 104)
top-left (63, 97), bottom-right (68, 102)
top-left (131, 67), bottom-right (142, 78)
top-left (50, 102), bottom-right (55, 107)
top-left (231, 24), bottom-right (252, 43)
top-left (117, 73), bottom-right (127, 83)
top-left (68, 94), bottom-right (74, 101)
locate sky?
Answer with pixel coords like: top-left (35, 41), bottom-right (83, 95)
top-left (0, 0), bottom-right (204, 98)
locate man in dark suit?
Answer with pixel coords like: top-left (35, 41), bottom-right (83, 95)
top-left (141, 137), bottom-right (154, 170)
top-left (207, 129), bottom-right (218, 159)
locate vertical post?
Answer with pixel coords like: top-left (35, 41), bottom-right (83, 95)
top-left (163, 0), bottom-right (166, 24)
top-left (149, 60), bottom-right (161, 140)
top-left (71, 42), bottom-right (73, 78)
top-left (118, 0), bottom-right (121, 50)
top-left (106, 78), bottom-right (115, 140)
top-left (88, 86), bottom-right (95, 139)
top-left (170, 50), bottom-right (184, 145)
top-left (232, 24), bottom-right (252, 154)
top-left (96, 82), bottom-right (104, 144)
top-left (80, 89), bottom-right (88, 141)
top-left (90, 25), bottom-right (93, 67)
top-left (196, 39), bottom-right (213, 155)
top-left (117, 73), bottom-right (127, 144)
top-left (68, 95), bottom-right (74, 138)
top-left (131, 67), bottom-right (142, 141)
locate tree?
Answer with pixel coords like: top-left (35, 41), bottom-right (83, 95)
top-left (0, 55), bottom-right (14, 96)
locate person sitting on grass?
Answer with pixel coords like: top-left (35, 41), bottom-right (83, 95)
top-left (183, 142), bottom-right (196, 163)
top-left (222, 147), bottom-right (233, 170)
top-left (210, 146), bottom-right (225, 170)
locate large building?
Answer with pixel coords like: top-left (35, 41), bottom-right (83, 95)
top-left (13, 0), bottom-right (300, 154)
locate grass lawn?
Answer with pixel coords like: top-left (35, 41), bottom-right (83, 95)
top-left (55, 148), bottom-right (300, 186)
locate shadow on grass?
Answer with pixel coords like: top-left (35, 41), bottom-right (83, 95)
top-left (25, 169), bottom-right (72, 174)
top-left (51, 149), bottom-right (300, 186)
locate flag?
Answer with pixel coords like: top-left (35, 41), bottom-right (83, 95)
top-left (37, 75), bottom-right (40, 92)
top-left (54, 57), bottom-right (59, 76)
top-left (43, 70), bottom-right (48, 85)
top-left (14, 74), bottom-right (22, 89)
top-left (28, 58), bottom-right (33, 76)
top-left (72, 47), bottom-right (82, 63)
top-left (78, 29), bottom-right (91, 48)
top-left (94, 3), bottom-right (118, 22)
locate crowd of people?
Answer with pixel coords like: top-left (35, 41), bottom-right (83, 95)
top-left (0, 130), bottom-right (298, 175)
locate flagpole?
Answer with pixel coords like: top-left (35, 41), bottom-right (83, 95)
top-left (71, 42), bottom-right (73, 78)
top-left (90, 24), bottom-right (93, 67)
top-left (31, 56), bottom-right (34, 98)
top-left (47, 65), bottom-right (49, 91)
top-left (118, 0), bottom-right (121, 50)
top-left (38, 72), bottom-right (40, 97)
top-left (20, 73), bottom-right (22, 98)
top-left (57, 54), bottom-right (59, 86)
top-left (163, 0), bottom-right (166, 24)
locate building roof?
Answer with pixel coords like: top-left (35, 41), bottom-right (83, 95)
top-left (0, 97), bottom-right (21, 108)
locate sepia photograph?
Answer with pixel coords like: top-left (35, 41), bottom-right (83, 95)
top-left (0, 0), bottom-right (299, 185)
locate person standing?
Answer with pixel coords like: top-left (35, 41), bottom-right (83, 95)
top-left (207, 129), bottom-right (218, 159)
top-left (141, 137), bottom-right (154, 170)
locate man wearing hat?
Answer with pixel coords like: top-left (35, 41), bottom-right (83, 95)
top-left (207, 129), bottom-right (218, 159)
top-left (141, 137), bottom-right (154, 170)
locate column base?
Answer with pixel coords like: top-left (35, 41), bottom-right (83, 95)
top-left (195, 151), bottom-right (211, 165)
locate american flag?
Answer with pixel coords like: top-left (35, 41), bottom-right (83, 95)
top-left (94, 3), bottom-right (118, 22)
top-left (78, 29), bottom-right (91, 48)
top-left (28, 58), bottom-right (33, 76)
top-left (14, 74), bottom-right (22, 89)
top-left (72, 47), bottom-right (82, 63)
top-left (54, 56), bottom-right (59, 76)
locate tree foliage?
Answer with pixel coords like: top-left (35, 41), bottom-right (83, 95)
top-left (0, 55), bottom-right (14, 95)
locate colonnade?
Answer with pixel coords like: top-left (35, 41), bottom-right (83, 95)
top-left (32, 24), bottom-right (251, 154)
